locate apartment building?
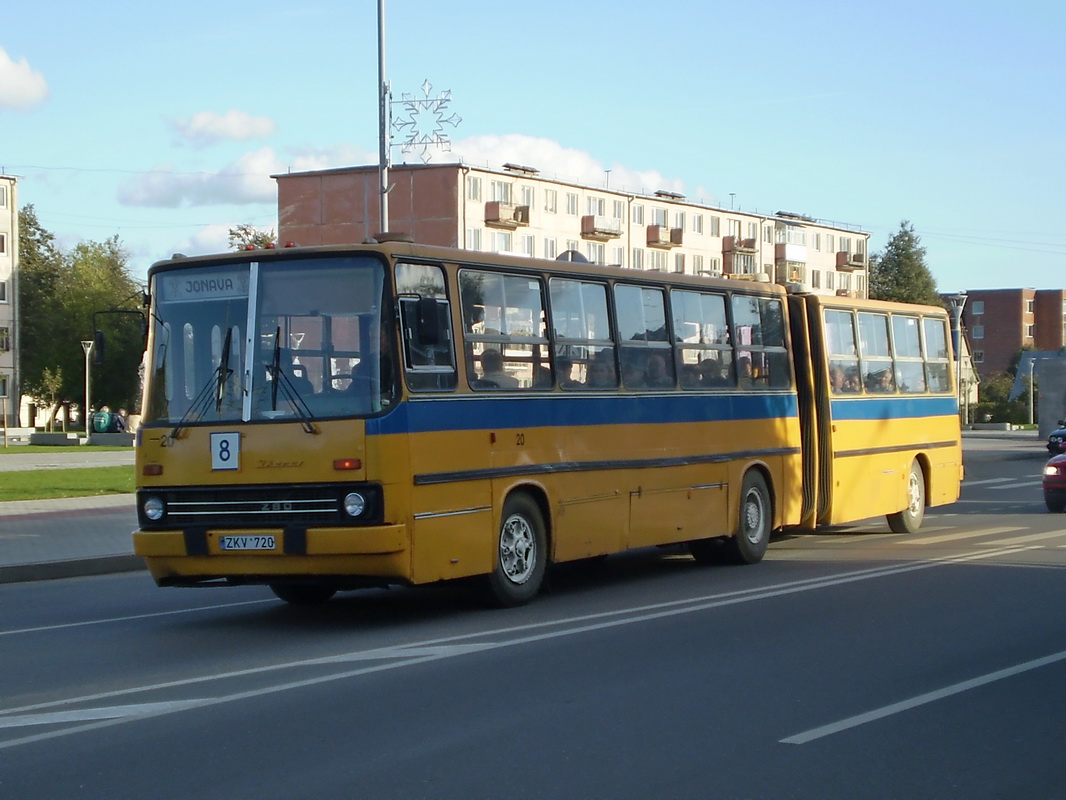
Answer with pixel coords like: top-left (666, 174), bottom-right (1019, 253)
top-left (0, 175), bottom-right (17, 427)
top-left (274, 162), bottom-right (870, 298)
top-left (962, 288), bottom-right (1066, 377)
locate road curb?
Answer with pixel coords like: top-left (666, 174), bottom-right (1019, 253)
top-left (0, 555), bottom-right (145, 585)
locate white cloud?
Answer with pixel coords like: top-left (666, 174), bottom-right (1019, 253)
top-left (421, 133), bottom-right (688, 198)
top-left (0, 48), bottom-right (49, 110)
top-left (169, 110), bottom-right (277, 147)
top-left (117, 144), bottom-right (376, 208)
top-left (171, 223), bottom-right (237, 256)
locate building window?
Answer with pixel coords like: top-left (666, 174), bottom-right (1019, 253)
top-left (826, 234), bottom-right (835, 252)
top-left (611, 246), bottom-right (624, 266)
top-left (587, 196), bottom-right (606, 216)
top-left (1025, 323), bottom-right (1035, 338)
top-left (566, 239), bottom-right (579, 253)
top-left (632, 204), bottom-right (644, 225)
top-left (692, 255), bottom-right (703, 273)
top-left (763, 225), bottom-right (773, 243)
top-left (565, 193), bottom-right (579, 215)
top-left (839, 237), bottom-right (853, 254)
top-left (812, 233), bottom-right (821, 251)
top-left (520, 234), bottom-right (535, 257)
top-left (632, 248), bottom-right (644, 270)
top-left (811, 270), bottom-right (821, 289)
top-left (674, 253), bottom-right (686, 274)
top-left (0, 327), bottom-right (9, 351)
top-left (826, 271), bottom-right (835, 290)
top-left (971, 300), bottom-right (984, 316)
top-left (493, 231), bottom-right (512, 253)
top-left (746, 222), bottom-right (758, 240)
top-left (0, 280), bottom-right (6, 302)
top-left (544, 189), bottom-right (557, 213)
top-left (466, 228), bottom-right (483, 251)
top-left (709, 216), bottom-right (720, 237)
top-left (543, 238), bottom-right (557, 259)
top-left (693, 214), bottom-right (703, 234)
top-left (1026, 299), bottom-right (1035, 314)
top-left (520, 185), bottom-right (534, 208)
top-left (705, 257), bottom-right (721, 276)
top-left (0, 185), bottom-right (7, 208)
top-left (649, 250), bottom-right (668, 271)
top-left (490, 181), bottom-right (512, 203)
top-left (0, 373), bottom-right (7, 397)
top-left (613, 200), bottom-right (625, 220)
top-left (728, 219), bottom-right (741, 238)
top-left (651, 207), bottom-right (667, 227)
top-left (466, 176), bottom-right (482, 202)
top-left (973, 350), bottom-right (984, 363)
top-left (972, 325), bottom-right (984, 339)
top-left (0, 233), bottom-right (5, 255)
top-left (673, 211), bottom-right (685, 230)
top-left (586, 242), bottom-right (605, 264)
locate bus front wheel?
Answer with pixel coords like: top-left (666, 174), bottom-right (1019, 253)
top-left (725, 471), bottom-right (771, 565)
top-left (887, 460), bottom-right (926, 533)
top-left (270, 583), bottom-right (337, 605)
top-left (480, 493), bottom-right (547, 607)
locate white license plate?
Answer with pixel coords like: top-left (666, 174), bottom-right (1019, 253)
top-left (219, 535), bottom-right (276, 551)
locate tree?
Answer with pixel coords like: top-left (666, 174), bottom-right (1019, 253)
top-left (868, 221), bottom-right (941, 305)
top-left (18, 207), bottom-right (144, 423)
top-left (228, 223), bottom-right (276, 250)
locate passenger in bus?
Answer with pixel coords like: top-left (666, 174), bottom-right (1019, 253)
top-left (737, 356), bottom-right (754, 387)
top-left (644, 353), bottom-right (674, 388)
top-left (830, 365), bottom-right (847, 394)
top-left (867, 369), bottom-right (895, 393)
top-left (844, 367), bottom-right (862, 392)
top-left (586, 353), bottom-right (616, 388)
top-left (621, 361), bottom-right (645, 389)
top-left (698, 358), bottom-right (732, 387)
top-left (679, 364), bottom-right (702, 389)
top-left (479, 349), bottom-right (519, 388)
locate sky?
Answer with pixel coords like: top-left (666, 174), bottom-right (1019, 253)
top-left (2, 0), bottom-right (1063, 289)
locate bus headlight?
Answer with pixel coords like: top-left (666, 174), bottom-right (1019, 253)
top-left (343, 492), bottom-right (367, 518)
top-left (143, 495), bottom-right (165, 521)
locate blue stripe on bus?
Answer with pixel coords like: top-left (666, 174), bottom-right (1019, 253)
top-left (829, 395), bottom-right (958, 421)
top-left (368, 392), bottom-right (800, 436)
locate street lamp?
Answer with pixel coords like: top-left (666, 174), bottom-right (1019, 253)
top-left (81, 339), bottom-right (94, 437)
top-left (1029, 356), bottom-right (1036, 426)
top-left (946, 293), bottom-right (967, 412)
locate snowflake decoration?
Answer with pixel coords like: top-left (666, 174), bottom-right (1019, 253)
top-left (392, 79), bottom-right (462, 163)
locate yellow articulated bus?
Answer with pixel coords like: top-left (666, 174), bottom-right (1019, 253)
top-left (131, 241), bottom-right (962, 606)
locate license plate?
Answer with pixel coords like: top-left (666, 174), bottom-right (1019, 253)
top-left (219, 535), bottom-right (276, 551)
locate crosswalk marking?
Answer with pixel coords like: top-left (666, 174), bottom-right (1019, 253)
top-left (902, 527), bottom-right (1027, 545)
top-left (982, 530), bottom-right (1066, 546)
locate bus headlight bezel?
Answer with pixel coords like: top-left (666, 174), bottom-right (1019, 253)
top-left (343, 492), bottom-right (367, 518)
top-left (143, 495), bottom-right (165, 521)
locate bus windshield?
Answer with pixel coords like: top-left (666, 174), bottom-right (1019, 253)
top-left (143, 255), bottom-right (393, 426)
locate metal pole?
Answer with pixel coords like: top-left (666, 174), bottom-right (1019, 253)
top-left (377, 0), bottom-right (390, 235)
top-left (1030, 357), bottom-right (1035, 426)
top-left (946, 293), bottom-right (967, 419)
top-left (81, 340), bottom-right (94, 437)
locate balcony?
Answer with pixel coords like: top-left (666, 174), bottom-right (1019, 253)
top-left (835, 251), bottom-right (866, 270)
top-left (485, 201), bottom-right (529, 228)
top-left (581, 215), bottom-right (623, 240)
top-left (647, 225), bottom-right (682, 248)
top-left (725, 235), bottom-right (757, 253)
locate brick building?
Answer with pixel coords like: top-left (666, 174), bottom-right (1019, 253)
top-left (962, 288), bottom-right (1066, 377)
top-left (274, 162), bottom-right (870, 298)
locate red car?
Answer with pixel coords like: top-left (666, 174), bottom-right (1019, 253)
top-left (1044, 453), bottom-right (1066, 513)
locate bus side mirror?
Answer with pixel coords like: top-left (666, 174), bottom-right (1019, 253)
top-left (92, 330), bottom-right (106, 365)
top-left (416, 297), bottom-right (443, 346)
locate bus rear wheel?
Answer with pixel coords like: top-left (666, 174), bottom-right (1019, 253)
top-left (270, 583), bottom-right (337, 605)
top-left (725, 471), bottom-right (771, 565)
top-left (479, 493), bottom-right (547, 608)
top-left (887, 460), bottom-right (926, 533)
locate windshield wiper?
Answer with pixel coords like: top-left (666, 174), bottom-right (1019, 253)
top-left (215, 326), bottom-right (234, 414)
top-left (266, 327), bottom-right (318, 434)
top-left (169, 335), bottom-right (234, 442)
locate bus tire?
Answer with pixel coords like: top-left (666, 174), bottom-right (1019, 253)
top-left (887, 460), bottom-right (926, 533)
top-left (480, 493), bottom-right (547, 607)
top-left (724, 471), bottom-right (771, 565)
top-left (270, 583), bottom-right (337, 605)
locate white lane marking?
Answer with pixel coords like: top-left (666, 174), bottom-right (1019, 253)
top-left (962, 478), bottom-right (1015, 487)
top-left (0, 599), bottom-right (275, 637)
top-left (781, 649), bottom-right (1066, 745)
top-left (0, 701), bottom-right (208, 730)
top-left (0, 545), bottom-right (1040, 751)
top-left (988, 482), bottom-right (1040, 491)
top-left (903, 527), bottom-right (1026, 545)
top-left (982, 530), bottom-right (1066, 546)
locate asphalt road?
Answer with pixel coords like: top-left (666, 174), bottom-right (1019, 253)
top-left (2, 437), bottom-right (1064, 799)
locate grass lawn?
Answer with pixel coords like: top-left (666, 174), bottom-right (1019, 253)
top-left (0, 445), bottom-right (131, 454)
top-left (0, 466), bottom-right (135, 502)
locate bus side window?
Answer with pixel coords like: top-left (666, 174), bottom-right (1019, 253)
top-left (396, 263), bottom-right (457, 392)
